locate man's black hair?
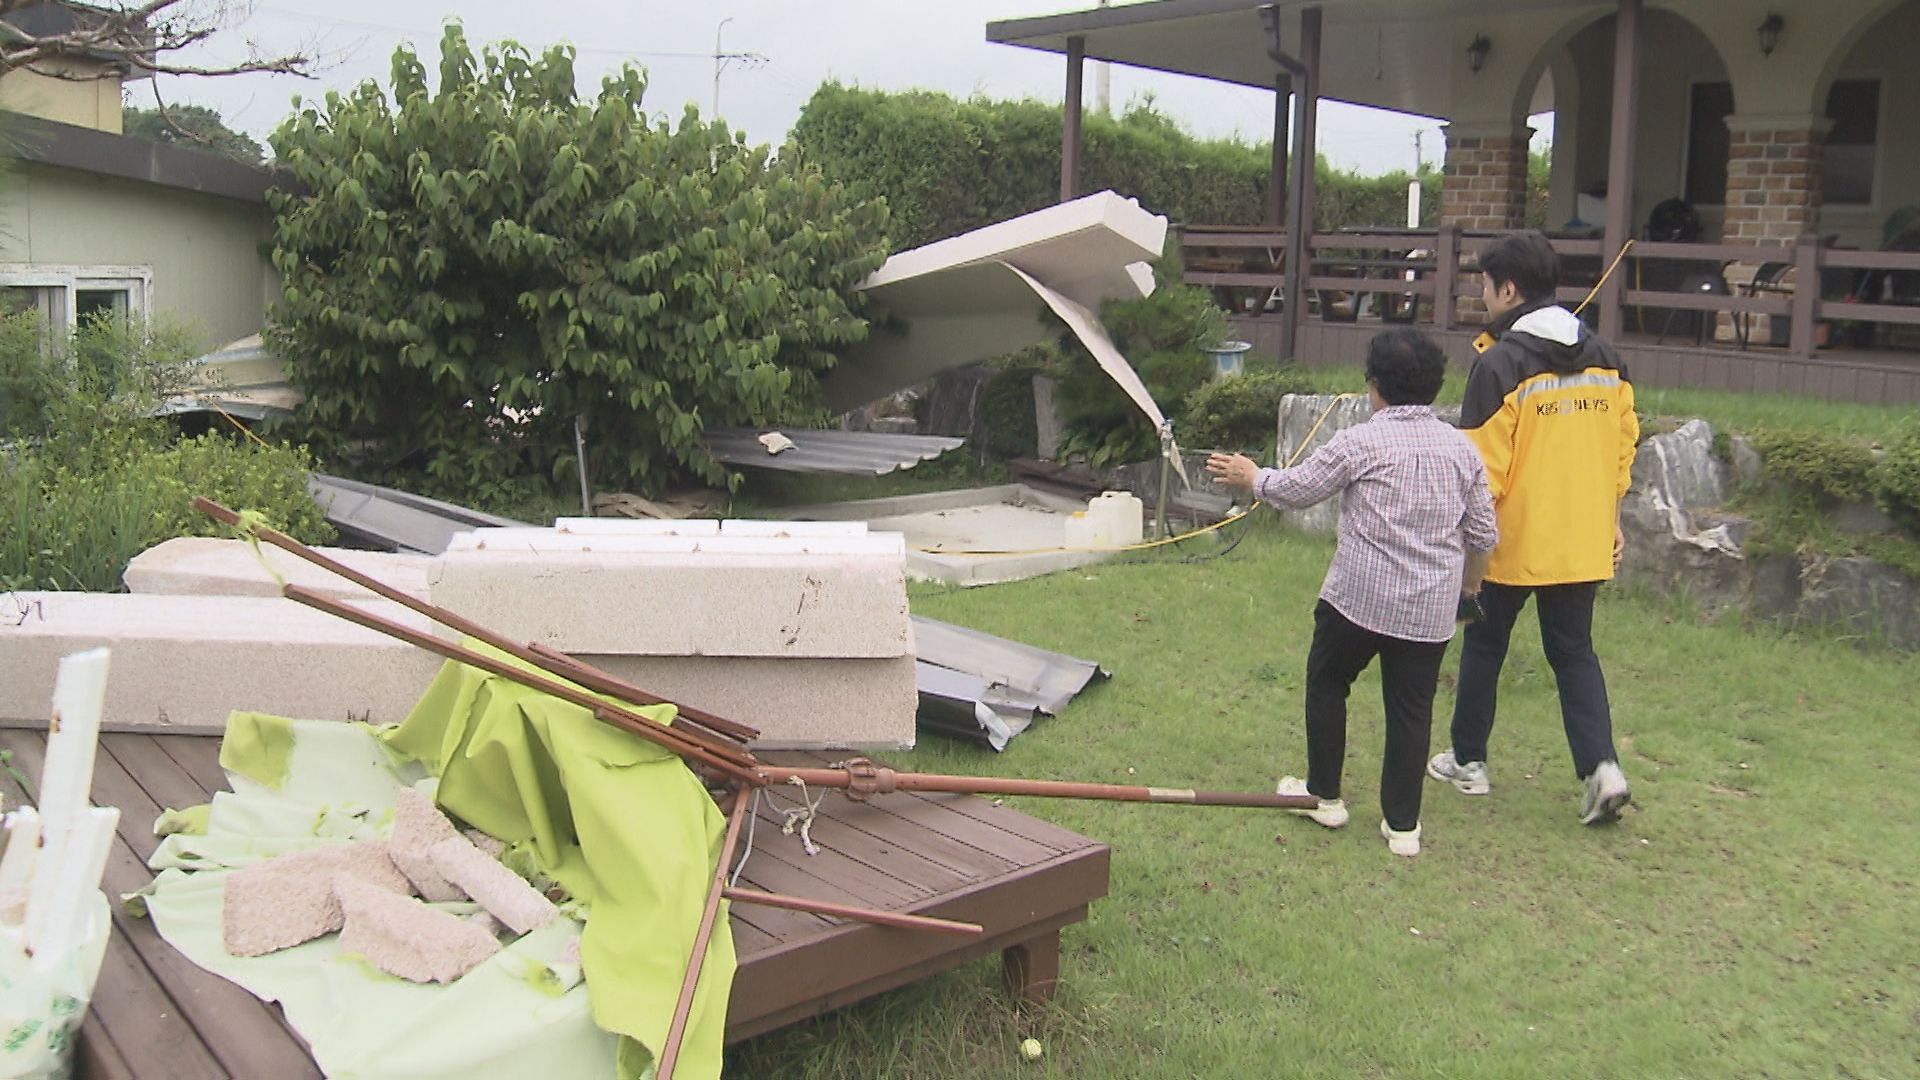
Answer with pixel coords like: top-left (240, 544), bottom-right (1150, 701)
top-left (1479, 230), bottom-right (1560, 303)
top-left (1365, 328), bottom-right (1447, 406)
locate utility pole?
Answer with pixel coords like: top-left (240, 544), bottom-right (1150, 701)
top-left (712, 17), bottom-right (733, 118)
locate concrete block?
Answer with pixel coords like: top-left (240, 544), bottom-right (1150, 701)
top-left (588, 655), bottom-right (917, 750)
top-left (426, 549), bottom-right (912, 658)
top-left (553, 518), bottom-right (720, 536)
top-left (0, 593), bottom-right (441, 732)
top-left (123, 537), bottom-right (433, 602)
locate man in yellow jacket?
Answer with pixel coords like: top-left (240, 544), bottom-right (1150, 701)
top-left (1427, 231), bottom-right (1639, 824)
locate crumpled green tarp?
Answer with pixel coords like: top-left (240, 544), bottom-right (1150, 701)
top-left (143, 645), bottom-right (734, 1080)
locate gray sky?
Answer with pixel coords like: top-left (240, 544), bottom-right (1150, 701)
top-left (156, 1), bottom-right (1462, 176)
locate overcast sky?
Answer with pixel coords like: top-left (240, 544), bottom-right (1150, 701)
top-left (147, 1), bottom-right (1475, 175)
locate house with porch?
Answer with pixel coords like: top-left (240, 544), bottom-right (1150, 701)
top-left (989, 0), bottom-right (1920, 404)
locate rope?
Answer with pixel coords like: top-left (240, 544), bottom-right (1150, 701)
top-left (727, 789), bottom-right (761, 887)
top-left (1574, 238), bottom-right (1636, 317)
top-left (912, 393), bottom-right (1361, 558)
top-left (766, 776), bottom-right (824, 856)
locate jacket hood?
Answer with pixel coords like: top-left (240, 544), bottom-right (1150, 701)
top-left (1498, 303), bottom-right (1599, 374)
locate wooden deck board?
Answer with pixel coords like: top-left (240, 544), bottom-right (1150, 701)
top-left (16, 736), bottom-right (1107, 1077)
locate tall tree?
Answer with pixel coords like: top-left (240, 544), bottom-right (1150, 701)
top-left (267, 26), bottom-right (889, 500)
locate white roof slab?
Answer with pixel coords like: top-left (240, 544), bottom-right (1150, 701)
top-left (0, 593), bottom-right (440, 732)
top-left (821, 190), bottom-right (1167, 413)
top-left (123, 537), bottom-right (434, 602)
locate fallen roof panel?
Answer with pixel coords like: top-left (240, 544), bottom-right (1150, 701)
top-left (911, 616), bottom-right (1108, 749)
top-left (703, 429), bottom-right (964, 475)
top-left (307, 473), bottom-right (527, 554)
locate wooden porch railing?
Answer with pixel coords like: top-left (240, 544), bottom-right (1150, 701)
top-left (1177, 225), bottom-right (1920, 358)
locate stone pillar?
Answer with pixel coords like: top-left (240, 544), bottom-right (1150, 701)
top-left (1718, 115), bottom-right (1828, 345)
top-left (1439, 123), bottom-right (1532, 231)
top-left (1721, 115), bottom-right (1828, 246)
top-left (1440, 123), bottom-right (1531, 323)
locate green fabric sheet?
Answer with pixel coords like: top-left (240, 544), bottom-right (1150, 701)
top-left (143, 646), bottom-right (735, 1080)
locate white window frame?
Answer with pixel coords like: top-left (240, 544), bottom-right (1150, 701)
top-left (0, 264), bottom-right (153, 335)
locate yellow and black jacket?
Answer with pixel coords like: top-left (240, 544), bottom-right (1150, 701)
top-left (1462, 302), bottom-right (1639, 586)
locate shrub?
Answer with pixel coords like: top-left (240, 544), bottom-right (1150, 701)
top-left (1178, 366), bottom-right (1317, 456)
top-left (1872, 419), bottom-right (1920, 533)
top-left (1749, 430), bottom-right (1877, 505)
top-left (977, 350), bottom-right (1048, 460)
top-left (1052, 277), bottom-right (1223, 468)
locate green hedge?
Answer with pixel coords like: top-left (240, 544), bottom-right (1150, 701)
top-left (790, 84), bottom-right (1444, 251)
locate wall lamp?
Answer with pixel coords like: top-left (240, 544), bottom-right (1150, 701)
top-left (1757, 13), bottom-right (1783, 58)
top-left (1467, 34), bottom-right (1491, 74)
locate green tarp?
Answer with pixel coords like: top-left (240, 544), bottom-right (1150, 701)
top-left (143, 646), bottom-right (734, 1079)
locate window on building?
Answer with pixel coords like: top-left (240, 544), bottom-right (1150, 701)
top-left (1823, 78), bottom-right (1879, 206)
top-left (0, 267), bottom-right (150, 343)
top-left (1684, 81), bottom-right (1735, 207)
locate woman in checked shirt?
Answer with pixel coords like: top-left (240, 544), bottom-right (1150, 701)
top-left (1206, 329), bottom-right (1497, 857)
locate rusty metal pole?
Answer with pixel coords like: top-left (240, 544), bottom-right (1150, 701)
top-left (657, 790), bottom-right (750, 1080)
top-left (766, 760), bottom-right (1321, 811)
top-left (722, 887), bottom-right (983, 937)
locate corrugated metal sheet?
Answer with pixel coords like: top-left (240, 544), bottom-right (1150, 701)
top-left (704, 429), bottom-right (963, 476)
top-left (307, 473), bottom-right (527, 554)
top-left (912, 616), bottom-right (1109, 750)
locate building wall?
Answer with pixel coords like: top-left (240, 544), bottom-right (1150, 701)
top-left (0, 65), bottom-right (124, 133)
top-left (1820, 1), bottom-right (1920, 248)
top-left (0, 162), bottom-right (273, 349)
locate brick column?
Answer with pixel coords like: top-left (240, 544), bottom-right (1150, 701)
top-left (1718, 115), bottom-right (1828, 345)
top-left (1440, 123), bottom-right (1531, 323)
top-left (1721, 115), bottom-right (1827, 246)
top-left (1439, 123), bottom-right (1532, 231)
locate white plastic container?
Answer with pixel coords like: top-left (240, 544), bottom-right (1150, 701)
top-left (1063, 492), bottom-right (1145, 549)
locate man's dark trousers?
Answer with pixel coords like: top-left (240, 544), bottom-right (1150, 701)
top-left (1304, 600), bottom-right (1449, 833)
top-left (1449, 580), bottom-right (1616, 779)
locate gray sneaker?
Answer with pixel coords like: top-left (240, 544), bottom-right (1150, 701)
top-left (1580, 760), bottom-right (1631, 824)
top-left (1427, 750), bottom-right (1490, 795)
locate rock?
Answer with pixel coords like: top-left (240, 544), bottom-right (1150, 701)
top-left (1833, 499), bottom-right (1899, 536)
top-left (1726, 434), bottom-right (1766, 491)
top-left (1794, 557), bottom-right (1920, 649)
top-left (1270, 394), bottom-right (1376, 536)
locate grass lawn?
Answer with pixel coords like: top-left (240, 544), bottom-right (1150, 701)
top-left (727, 519), bottom-right (1920, 1079)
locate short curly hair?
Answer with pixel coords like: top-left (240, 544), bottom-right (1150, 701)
top-left (1364, 328), bottom-right (1447, 406)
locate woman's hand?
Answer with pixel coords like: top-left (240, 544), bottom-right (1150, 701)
top-left (1206, 452), bottom-right (1259, 490)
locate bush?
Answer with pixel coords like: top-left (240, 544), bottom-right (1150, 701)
top-left (1178, 366), bottom-right (1317, 456)
top-left (977, 351), bottom-right (1048, 460)
top-left (1750, 430), bottom-right (1877, 505)
top-left (1873, 420), bottom-right (1920, 533)
top-left (0, 312), bottom-right (330, 592)
top-left (1052, 276), bottom-right (1224, 468)
top-left (268, 27), bottom-right (889, 500)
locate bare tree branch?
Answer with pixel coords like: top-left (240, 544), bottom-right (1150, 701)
top-left (1, 0), bottom-right (316, 81)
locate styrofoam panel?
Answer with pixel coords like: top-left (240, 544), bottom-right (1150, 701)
top-left (587, 654), bottom-right (917, 750)
top-left (426, 551), bottom-right (911, 657)
top-left (0, 593), bottom-right (440, 732)
top-left (123, 537), bottom-right (433, 601)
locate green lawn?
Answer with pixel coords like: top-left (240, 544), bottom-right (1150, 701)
top-left (727, 521), bottom-right (1920, 1079)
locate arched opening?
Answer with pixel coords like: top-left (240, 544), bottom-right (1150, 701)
top-left (1812, 0), bottom-right (1920, 250)
top-left (1526, 9), bottom-right (1733, 241)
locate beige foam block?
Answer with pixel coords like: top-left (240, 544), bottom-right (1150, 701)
top-left (590, 655), bottom-right (917, 750)
top-left (0, 593), bottom-right (441, 732)
top-left (428, 836), bottom-right (557, 935)
top-left (388, 788), bottom-right (465, 903)
top-left (124, 537), bottom-right (434, 601)
top-left (222, 842), bottom-right (411, 957)
top-left (334, 877), bottom-right (501, 984)
top-left (427, 549), bottom-right (911, 658)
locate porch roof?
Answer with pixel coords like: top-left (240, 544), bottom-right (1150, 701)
top-left (986, 0), bottom-right (1589, 119)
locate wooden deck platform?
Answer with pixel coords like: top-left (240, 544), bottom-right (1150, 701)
top-left (0, 731), bottom-right (1110, 1078)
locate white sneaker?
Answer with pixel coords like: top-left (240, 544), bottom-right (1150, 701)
top-left (1379, 819), bottom-right (1421, 857)
top-left (1580, 760), bottom-right (1631, 825)
top-left (1427, 750), bottom-right (1490, 795)
top-left (1276, 776), bottom-right (1349, 829)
